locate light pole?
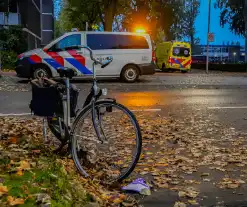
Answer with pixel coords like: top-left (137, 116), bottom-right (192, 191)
top-left (206, 0), bottom-right (212, 73)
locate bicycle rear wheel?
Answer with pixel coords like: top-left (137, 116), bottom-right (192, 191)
top-left (70, 100), bottom-right (142, 182)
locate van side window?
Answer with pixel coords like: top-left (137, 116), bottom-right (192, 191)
top-left (49, 34), bottom-right (81, 52)
top-left (87, 34), bottom-right (149, 50)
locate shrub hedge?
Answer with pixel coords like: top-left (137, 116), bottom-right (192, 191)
top-left (192, 63), bottom-right (247, 72)
top-left (0, 51), bottom-right (18, 69)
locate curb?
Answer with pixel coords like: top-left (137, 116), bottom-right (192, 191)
top-left (0, 71), bottom-right (16, 76)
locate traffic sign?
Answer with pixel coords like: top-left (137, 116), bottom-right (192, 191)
top-left (208, 32), bottom-right (214, 42)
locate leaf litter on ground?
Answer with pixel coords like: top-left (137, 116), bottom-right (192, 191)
top-left (1, 109), bottom-right (247, 206)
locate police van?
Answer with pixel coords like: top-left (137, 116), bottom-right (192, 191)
top-left (15, 31), bottom-right (156, 82)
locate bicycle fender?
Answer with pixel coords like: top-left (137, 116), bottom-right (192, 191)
top-left (103, 98), bottom-right (116, 103)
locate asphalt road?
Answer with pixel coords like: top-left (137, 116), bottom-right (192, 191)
top-left (2, 72), bottom-right (247, 206)
top-left (1, 87), bottom-right (247, 132)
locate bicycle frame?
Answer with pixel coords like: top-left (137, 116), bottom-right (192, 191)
top-left (59, 46), bottom-right (112, 142)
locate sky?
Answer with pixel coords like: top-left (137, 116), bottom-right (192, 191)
top-left (196, 0), bottom-right (244, 45)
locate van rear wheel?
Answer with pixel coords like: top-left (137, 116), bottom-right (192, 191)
top-left (121, 65), bottom-right (139, 83)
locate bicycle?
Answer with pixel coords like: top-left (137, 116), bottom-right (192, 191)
top-left (30, 45), bottom-right (142, 182)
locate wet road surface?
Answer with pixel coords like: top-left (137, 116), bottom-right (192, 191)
top-left (1, 88), bottom-right (247, 132)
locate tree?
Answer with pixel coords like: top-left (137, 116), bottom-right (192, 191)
top-left (180, 0), bottom-right (200, 46)
top-left (58, 0), bottom-right (101, 32)
top-left (215, 0), bottom-right (247, 61)
top-left (57, 0), bottom-right (197, 44)
top-left (57, 0), bottom-right (126, 32)
top-left (121, 0), bottom-right (185, 43)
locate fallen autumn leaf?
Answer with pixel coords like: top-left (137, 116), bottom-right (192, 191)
top-left (7, 196), bottom-right (24, 206)
top-left (0, 185), bottom-right (8, 196)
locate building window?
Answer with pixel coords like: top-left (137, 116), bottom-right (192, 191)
top-left (0, 0), bottom-right (17, 12)
top-left (9, 0), bottom-right (17, 13)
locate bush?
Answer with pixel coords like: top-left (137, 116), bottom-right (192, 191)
top-left (0, 25), bottom-right (28, 70)
top-left (0, 51), bottom-right (18, 69)
top-left (0, 25), bottom-right (28, 54)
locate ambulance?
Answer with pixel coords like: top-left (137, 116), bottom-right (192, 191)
top-left (15, 31), bottom-right (156, 82)
top-left (155, 41), bottom-right (192, 73)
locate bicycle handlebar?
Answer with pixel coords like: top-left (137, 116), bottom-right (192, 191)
top-left (77, 45), bottom-right (99, 64)
top-left (64, 45), bottom-right (113, 68)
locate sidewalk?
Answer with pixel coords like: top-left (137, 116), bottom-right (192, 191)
top-left (0, 71), bottom-right (16, 77)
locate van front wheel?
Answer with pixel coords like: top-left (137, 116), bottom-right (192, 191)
top-left (121, 65), bottom-right (139, 83)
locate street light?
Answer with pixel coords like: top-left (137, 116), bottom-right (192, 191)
top-left (134, 27), bottom-right (146, 34)
top-left (233, 52), bottom-right (236, 63)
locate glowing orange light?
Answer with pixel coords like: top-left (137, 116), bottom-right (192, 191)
top-left (135, 27), bottom-right (146, 34)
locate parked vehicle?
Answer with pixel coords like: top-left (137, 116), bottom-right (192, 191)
top-left (155, 41), bottom-right (192, 73)
top-left (15, 31), bottom-right (156, 82)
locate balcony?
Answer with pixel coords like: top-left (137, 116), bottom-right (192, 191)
top-left (0, 12), bottom-right (20, 25)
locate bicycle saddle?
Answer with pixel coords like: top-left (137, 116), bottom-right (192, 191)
top-left (57, 67), bottom-right (77, 79)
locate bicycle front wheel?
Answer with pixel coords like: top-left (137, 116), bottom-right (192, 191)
top-left (70, 100), bottom-right (142, 182)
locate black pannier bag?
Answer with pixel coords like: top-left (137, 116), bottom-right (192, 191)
top-left (30, 79), bottom-right (79, 118)
top-left (30, 84), bottom-right (59, 117)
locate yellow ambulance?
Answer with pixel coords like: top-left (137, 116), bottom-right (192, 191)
top-left (155, 41), bottom-right (192, 73)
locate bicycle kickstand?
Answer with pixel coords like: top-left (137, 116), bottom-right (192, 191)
top-left (42, 118), bottom-right (48, 143)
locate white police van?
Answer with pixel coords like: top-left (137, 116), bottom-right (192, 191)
top-left (15, 31), bottom-right (156, 82)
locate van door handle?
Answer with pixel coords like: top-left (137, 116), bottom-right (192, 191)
top-left (76, 51), bottom-right (83, 54)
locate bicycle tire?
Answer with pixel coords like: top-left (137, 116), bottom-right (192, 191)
top-left (70, 99), bottom-right (142, 182)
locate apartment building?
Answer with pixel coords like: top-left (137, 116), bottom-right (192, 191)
top-left (0, 0), bottom-right (54, 49)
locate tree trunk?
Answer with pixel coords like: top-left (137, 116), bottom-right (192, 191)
top-left (104, 0), bottom-right (117, 31)
top-left (244, 0), bottom-right (247, 62)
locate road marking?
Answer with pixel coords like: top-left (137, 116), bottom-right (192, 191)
top-left (0, 109), bottom-right (162, 117)
top-left (0, 113), bottom-right (32, 117)
top-left (131, 109), bottom-right (161, 112)
top-left (208, 106), bottom-right (247, 109)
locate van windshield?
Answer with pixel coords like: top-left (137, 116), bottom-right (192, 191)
top-left (172, 47), bottom-right (190, 57)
